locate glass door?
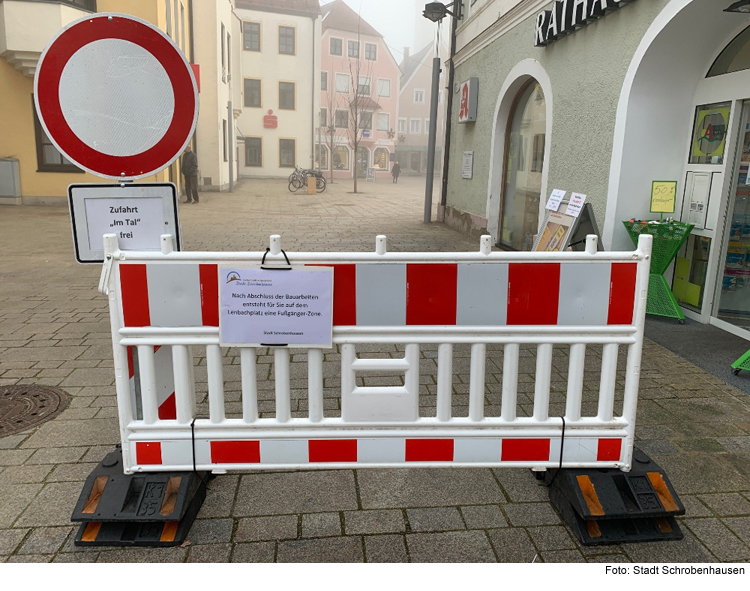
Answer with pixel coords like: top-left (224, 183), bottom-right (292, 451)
top-left (717, 100), bottom-right (750, 330)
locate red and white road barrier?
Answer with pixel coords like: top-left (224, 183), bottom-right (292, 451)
top-left (101, 233), bottom-right (652, 474)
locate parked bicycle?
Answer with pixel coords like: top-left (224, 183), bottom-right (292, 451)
top-left (288, 166), bottom-right (326, 193)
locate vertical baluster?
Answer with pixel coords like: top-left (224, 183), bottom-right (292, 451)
top-left (469, 343), bottom-right (486, 421)
top-left (207, 344), bottom-right (225, 424)
top-left (137, 345), bottom-right (158, 424)
top-left (241, 347), bottom-right (258, 423)
top-left (436, 343), bottom-right (453, 421)
top-left (187, 346), bottom-right (197, 416)
top-left (308, 348), bottom-right (324, 422)
top-left (340, 344), bottom-right (356, 419)
top-left (565, 343), bottom-right (586, 421)
top-left (274, 348), bottom-right (291, 423)
top-left (534, 343), bottom-right (553, 422)
top-left (404, 344), bottom-right (420, 418)
top-left (597, 343), bottom-right (619, 422)
top-left (171, 345), bottom-right (193, 425)
top-left (501, 343), bottom-right (519, 421)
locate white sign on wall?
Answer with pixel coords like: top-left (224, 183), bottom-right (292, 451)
top-left (462, 151), bottom-right (474, 179)
top-left (219, 267), bottom-right (334, 348)
top-left (68, 183), bottom-right (180, 264)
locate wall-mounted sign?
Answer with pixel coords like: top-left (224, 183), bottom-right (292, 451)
top-left (462, 151), bottom-right (474, 179)
top-left (363, 129), bottom-right (371, 138)
top-left (650, 181), bottom-right (677, 214)
top-left (534, 0), bottom-right (637, 47)
top-left (689, 102), bottom-right (731, 165)
top-left (264, 109), bottom-right (278, 129)
top-left (458, 78), bottom-right (478, 123)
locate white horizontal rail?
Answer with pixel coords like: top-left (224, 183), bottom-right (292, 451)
top-left (351, 358), bottom-right (411, 371)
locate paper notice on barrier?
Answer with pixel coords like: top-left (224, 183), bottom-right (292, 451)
top-left (567, 192), bottom-right (587, 218)
top-left (545, 189), bottom-right (566, 211)
top-left (219, 266), bottom-right (333, 348)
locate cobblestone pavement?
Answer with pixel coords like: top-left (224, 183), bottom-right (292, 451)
top-left (1, 176), bottom-right (749, 563)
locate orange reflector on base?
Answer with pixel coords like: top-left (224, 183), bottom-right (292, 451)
top-left (576, 475), bottom-right (605, 516)
top-left (160, 521), bottom-right (179, 542)
top-left (81, 522), bottom-right (102, 542)
top-left (647, 472), bottom-right (679, 513)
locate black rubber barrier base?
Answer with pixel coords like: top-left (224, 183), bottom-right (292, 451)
top-left (72, 446), bottom-right (208, 547)
top-left (545, 449), bottom-right (685, 545)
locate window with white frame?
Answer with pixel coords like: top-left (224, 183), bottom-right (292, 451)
top-left (424, 119), bottom-right (430, 134)
top-left (330, 37), bottom-right (342, 56)
top-left (360, 111), bottom-right (373, 130)
top-left (373, 147), bottom-right (389, 170)
top-left (397, 117), bottom-right (407, 133)
top-left (377, 113), bottom-right (389, 131)
top-left (365, 43), bottom-right (377, 61)
top-left (357, 76), bottom-right (371, 96)
top-left (348, 40), bottom-right (359, 58)
top-left (335, 73), bottom-right (349, 92)
top-left (321, 71), bottom-right (328, 91)
top-left (320, 107), bottom-right (328, 127)
top-left (410, 118), bottom-right (421, 134)
top-left (414, 89), bottom-right (425, 104)
top-left (335, 109), bottom-right (349, 128)
top-left (377, 79), bottom-right (391, 97)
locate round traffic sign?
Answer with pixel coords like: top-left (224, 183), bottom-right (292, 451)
top-left (34, 13), bottom-right (198, 180)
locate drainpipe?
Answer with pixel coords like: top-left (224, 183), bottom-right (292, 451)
top-left (440, 7), bottom-right (459, 211)
top-left (311, 13), bottom-right (317, 169)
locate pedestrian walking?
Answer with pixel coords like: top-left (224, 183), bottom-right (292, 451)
top-left (391, 161), bottom-right (401, 184)
top-left (182, 144), bottom-right (199, 204)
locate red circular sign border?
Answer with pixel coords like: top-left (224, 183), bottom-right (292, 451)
top-left (35, 14), bottom-right (197, 180)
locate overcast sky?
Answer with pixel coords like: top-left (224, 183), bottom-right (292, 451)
top-left (321, 0), bottom-right (424, 62)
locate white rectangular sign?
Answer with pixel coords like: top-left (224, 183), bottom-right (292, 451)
top-left (219, 267), bottom-right (334, 348)
top-left (567, 192), bottom-right (587, 218)
top-left (545, 189), bottom-right (566, 212)
top-left (462, 151), bottom-right (474, 179)
top-left (68, 183), bottom-right (180, 264)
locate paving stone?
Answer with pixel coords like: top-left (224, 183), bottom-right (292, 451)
top-left (541, 550), bottom-right (586, 563)
top-left (648, 454), bottom-right (750, 495)
top-left (277, 536), bottom-right (364, 563)
top-left (53, 552), bottom-right (99, 563)
top-left (235, 471), bottom-right (357, 516)
top-left (406, 507), bottom-right (465, 532)
top-left (358, 468), bottom-right (503, 509)
top-left (621, 529), bottom-right (716, 563)
top-left (0, 435), bottom-right (27, 450)
top-left (0, 465), bottom-right (53, 484)
top-left (407, 531), bottom-right (496, 562)
top-left (187, 518), bottom-right (234, 545)
top-left (234, 515), bottom-right (298, 542)
top-left (231, 542), bottom-right (276, 563)
top-left (22, 420), bottom-right (118, 450)
top-left (345, 509), bottom-right (405, 535)
top-left (46, 463), bottom-right (97, 482)
top-left (196, 474), bottom-right (238, 519)
top-left (503, 503), bottom-right (560, 527)
top-left (679, 495), bottom-right (712, 518)
top-left (187, 543), bottom-right (232, 563)
top-left (0, 449), bottom-right (34, 466)
top-left (59, 368), bottom-right (114, 388)
top-left (97, 547), bottom-right (188, 563)
top-left (636, 440), bottom-right (680, 455)
top-left (697, 493), bottom-right (750, 517)
top-left (0, 484), bottom-right (42, 528)
top-left (15, 482), bottom-right (83, 527)
top-left (17, 526), bottom-right (71, 554)
top-left (491, 469), bottom-right (548, 502)
top-left (683, 518), bottom-right (750, 561)
top-left (302, 512), bottom-right (341, 538)
top-left (527, 525), bottom-right (576, 551)
top-left (364, 534), bottom-right (408, 562)
top-left (724, 517), bottom-right (750, 545)
top-left (487, 528), bottom-right (537, 563)
top-left (460, 505), bottom-right (508, 529)
top-left (0, 528), bottom-right (28, 555)
top-left (7, 554), bottom-right (53, 563)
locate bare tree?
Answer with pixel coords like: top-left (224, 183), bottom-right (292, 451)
top-left (322, 76), bottom-right (340, 184)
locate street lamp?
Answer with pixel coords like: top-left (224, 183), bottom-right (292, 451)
top-left (726, 1), bottom-right (750, 12)
top-left (421, 2), bottom-right (463, 223)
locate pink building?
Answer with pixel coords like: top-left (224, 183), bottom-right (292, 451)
top-left (318, 0), bottom-right (400, 181)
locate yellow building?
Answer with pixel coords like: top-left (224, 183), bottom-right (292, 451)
top-left (0, 0), bottom-right (194, 205)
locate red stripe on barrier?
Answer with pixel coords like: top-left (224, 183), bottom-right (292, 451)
top-left (597, 439), bottom-right (622, 462)
top-left (608, 263), bottom-right (637, 325)
top-left (158, 392), bottom-right (177, 420)
top-left (309, 439), bottom-right (357, 462)
top-left (406, 264), bottom-right (458, 325)
top-left (405, 439), bottom-right (454, 461)
top-left (199, 264), bottom-right (219, 326)
top-left (127, 346), bottom-right (134, 379)
top-left (210, 441), bottom-right (260, 463)
top-left (136, 442), bottom-right (162, 465)
top-left (501, 439), bottom-right (551, 462)
top-left (327, 264), bottom-right (356, 326)
top-left (119, 264), bottom-right (150, 327)
top-left (507, 263), bottom-right (560, 325)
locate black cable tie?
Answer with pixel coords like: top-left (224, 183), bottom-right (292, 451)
top-left (261, 247), bottom-right (292, 269)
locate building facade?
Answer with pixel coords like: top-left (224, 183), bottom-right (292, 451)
top-left (0, 0), bottom-right (195, 205)
top-left (396, 41), bottom-right (449, 175)
top-left (234, 0), bottom-right (321, 179)
top-left (319, 0), bottom-right (400, 181)
top-left (443, 0), bottom-right (750, 337)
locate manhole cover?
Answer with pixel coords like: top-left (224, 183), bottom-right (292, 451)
top-left (0, 385), bottom-right (70, 438)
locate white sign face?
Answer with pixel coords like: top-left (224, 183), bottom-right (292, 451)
top-left (545, 189), bottom-right (566, 211)
top-left (84, 197), bottom-right (165, 251)
top-left (567, 193), bottom-right (587, 218)
top-left (219, 267), bottom-right (334, 348)
top-left (68, 183), bottom-right (180, 264)
top-left (462, 151), bottom-right (474, 179)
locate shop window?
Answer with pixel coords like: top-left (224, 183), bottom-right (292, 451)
top-left (315, 145), bottom-right (329, 170)
top-left (499, 81), bottom-right (546, 251)
top-left (373, 148), bottom-right (389, 170)
top-left (708, 25), bottom-right (750, 78)
top-left (279, 26), bottom-right (295, 55)
top-left (333, 145), bottom-right (350, 170)
top-left (689, 102), bottom-right (731, 165)
top-left (279, 139), bottom-right (296, 168)
top-left (245, 137), bottom-right (262, 167)
top-left (244, 79), bottom-right (261, 108)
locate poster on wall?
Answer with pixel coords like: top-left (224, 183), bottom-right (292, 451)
top-left (689, 102), bottom-right (731, 165)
